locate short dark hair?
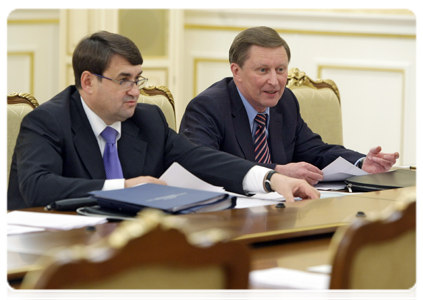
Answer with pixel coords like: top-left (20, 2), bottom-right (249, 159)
top-left (72, 31), bottom-right (143, 89)
top-left (229, 26), bottom-right (291, 68)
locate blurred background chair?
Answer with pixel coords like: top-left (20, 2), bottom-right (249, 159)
top-left (329, 192), bottom-right (416, 289)
top-left (21, 209), bottom-right (250, 289)
top-left (139, 85), bottom-right (176, 131)
top-left (7, 93), bottom-right (39, 184)
top-left (287, 68), bottom-right (343, 145)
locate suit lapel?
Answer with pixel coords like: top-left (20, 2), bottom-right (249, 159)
top-left (119, 120), bottom-right (147, 178)
top-left (228, 81), bottom-right (255, 161)
top-left (268, 106), bottom-right (287, 164)
top-left (70, 92), bottom-right (106, 179)
top-left (71, 93), bottom-right (146, 179)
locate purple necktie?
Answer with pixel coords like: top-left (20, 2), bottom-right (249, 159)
top-left (101, 126), bottom-right (124, 179)
top-left (254, 114), bottom-right (272, 164)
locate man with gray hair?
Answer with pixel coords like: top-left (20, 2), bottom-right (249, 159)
top-left (180, 26), bottom-right (399, 185)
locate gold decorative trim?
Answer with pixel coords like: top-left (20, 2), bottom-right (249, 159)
top-left (108, 209), bottom-right (167, 249)
top-left (317, 65), bottom-right (405, 78)
top-left (185, 24), bottom-right (416, 39)
top-left (7, 92), bottom-right (40, 108)
top-left (7, 265), bottom-right (44, 281)
top-left (155, 86), bottom-right (176, 111)
top-left (65, 10), bottom-right (73, 57)
top-left (7, 51), bottom-right (35, 95)
top-left (7, 19), bottom-right (60, 25)
top-left (140, 85), bottom-right (176, 113)
top-left (193, 58), bottom-right (229, 97)
top-left (107, 209), bottom-right (230, 249)
top-left (141, 67), bottom-right (169, 87)
top-left (287, 67), bottom-right (341, 101)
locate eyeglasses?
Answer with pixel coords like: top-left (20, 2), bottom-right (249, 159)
top-left (92, 73), bottom-right (148, 90)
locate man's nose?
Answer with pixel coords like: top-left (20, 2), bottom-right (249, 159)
top-left (128, 83), bottom-right (140, 97)
top-left (267, 71), bottom-right (278, 85)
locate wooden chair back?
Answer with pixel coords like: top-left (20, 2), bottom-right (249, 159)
top-left (21, 210), bottom-right (250, 289)
top-left (329, 193), bottom-right (416, 289)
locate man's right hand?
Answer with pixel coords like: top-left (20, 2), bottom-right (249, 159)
top-left (125, 176), bottom-right (167, 188)
top-left (270, 173), bottom-right (320, 203)
top-left (275, 162), bottom-right (323, 185)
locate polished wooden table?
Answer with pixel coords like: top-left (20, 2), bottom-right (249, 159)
top-left (7, 186), bottom-right (415, 288)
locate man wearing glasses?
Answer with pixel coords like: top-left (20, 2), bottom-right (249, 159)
top-left (8, 31), bottom-right (319, 210)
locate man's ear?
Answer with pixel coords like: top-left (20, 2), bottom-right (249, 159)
top-left (80, 71), bottom-right (95, 94)
top-left (230, 63), bottom-right (242, 82)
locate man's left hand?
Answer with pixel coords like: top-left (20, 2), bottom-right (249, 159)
top-left (362, 146), bottom-right (399, 173)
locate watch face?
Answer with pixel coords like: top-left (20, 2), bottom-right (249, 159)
top-left (264, 171), bottom-right (277, 193)
top-left (265, 180), bottom-right (273, 193)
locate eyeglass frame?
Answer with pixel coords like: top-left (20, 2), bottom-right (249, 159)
top-left (92, 73), bottom-right (148, 90)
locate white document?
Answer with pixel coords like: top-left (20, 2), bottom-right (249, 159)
top-left (7, 211), bottom-right (107, 230)
top-left (229, 191), bottom-right (285, 209)
top-left (159, 162), bottom-right (224, 192)
top-left (159, 163), bottom-right (349, 210)
top-left (322, 156), bottom-right (368, 182)
top-left (234, 191), bottom-right (347, 209)
top-left (235, 198), bottom-right (282, 209)
top-left (249, 267), bottom-right (330, 289)
top-left (7, 224), bottom-right (45, 235)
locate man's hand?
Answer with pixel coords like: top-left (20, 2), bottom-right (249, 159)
top-left (125, 176), bottom-right (167, 188)
top-left (362, 146), bottom-right (399, 173)
top-left (275, 162), bottom-right (324, 185)
top-left (270, 173), bottom-right (320, 203)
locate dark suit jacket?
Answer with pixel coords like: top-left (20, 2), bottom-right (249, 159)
top-left (180, 77), bottom-right (364, 170)
top-left (8, 85), bottom-right (256, 210)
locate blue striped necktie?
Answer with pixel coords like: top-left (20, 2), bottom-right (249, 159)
top-left (101, 126), bottom-right (124, 179)
top-left (254, 114), bottom-right (272, 164)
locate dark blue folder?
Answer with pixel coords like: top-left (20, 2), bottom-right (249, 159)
top-left (89, 184), bottom-right (236, 214)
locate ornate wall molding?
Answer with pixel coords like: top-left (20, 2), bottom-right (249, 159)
top-left (185, 9), bottom-right (415, 38)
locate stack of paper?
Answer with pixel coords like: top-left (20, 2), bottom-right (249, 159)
top-left (7, 211), bottom-right (107, 234)
top-left (321, 157), bottom-right (368, 182)
top-left (7, 225), bottom-right (45, 235)
top-left (159, 162), bottom-right (225, 193)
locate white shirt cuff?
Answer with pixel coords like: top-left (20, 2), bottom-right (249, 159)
top-left (242, 165), bottom-right (273, 194)
top-left (354, 157), bottom-right (365, 166)
top-left (102, 179), bottom-right (125, 191)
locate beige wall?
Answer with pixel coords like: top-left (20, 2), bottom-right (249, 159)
top-left (256, 8), bottom-right (420, 16)
top-left (7, 9), bottom-right (60, 103)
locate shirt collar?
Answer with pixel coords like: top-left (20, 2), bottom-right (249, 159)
top-left (80, 96), bottom-right (121, 140)
top-left (236, 87), bottom-right (270, 129)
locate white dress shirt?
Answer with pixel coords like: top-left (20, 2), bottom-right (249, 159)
top-left (80, 97), bottom-right (125, 190)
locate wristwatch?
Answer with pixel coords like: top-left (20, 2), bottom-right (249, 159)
top-left (356, 157), bottom-right (365, 169)
top-left (263, 170), bottom-right (278, 193)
